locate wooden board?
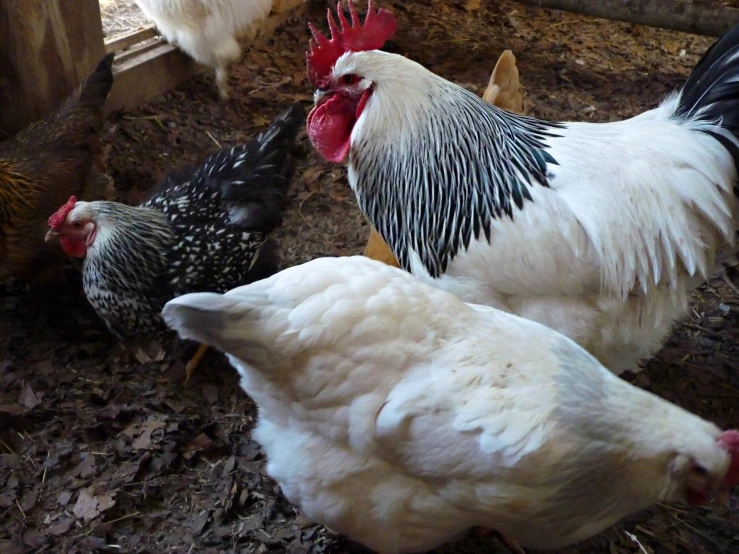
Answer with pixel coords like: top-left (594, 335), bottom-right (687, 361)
top-left (0, 0), bottom-right (106, 134)
top-left (106, 41), bottom-right (198, 116)
top-left (105, 27), bottom-right (159, 54)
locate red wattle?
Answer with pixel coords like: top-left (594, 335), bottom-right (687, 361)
top-left (307, 95), bottom-right (358, 164)
top-left (60, 236), bottom-right (86, 258)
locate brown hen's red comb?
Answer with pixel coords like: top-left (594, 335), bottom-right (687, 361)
top-left (306, 0), bottom-right (397, 87)
top-left (48, 196), bottom-right (77, 229)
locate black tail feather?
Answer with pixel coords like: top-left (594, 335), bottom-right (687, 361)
top-left (217, 103), bottom-right (306, 231)
top-left (674, 24), bottom-right (739, 163)
top-left (64, 53), bottom-right (116, 114)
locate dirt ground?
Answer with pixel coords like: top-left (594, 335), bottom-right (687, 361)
top-left (2, 0), bottom-right (739, 553)
top-left (99, 0), bottom-right (149, 38)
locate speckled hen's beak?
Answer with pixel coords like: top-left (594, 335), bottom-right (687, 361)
top-left (44, 229), bottom-right (59, 243)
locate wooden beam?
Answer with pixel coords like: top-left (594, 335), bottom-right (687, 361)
top-left (516, 0), bottom-right (739, 37)
top-left (106, 42), bottom-right (199, 116)
top-left (105, 27), bottom-right (159, 54)
top-left (0, 0), bottom-right (107, 134)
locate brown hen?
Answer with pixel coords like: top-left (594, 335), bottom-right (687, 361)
top-left (0, 53), bottom-right (115, 284)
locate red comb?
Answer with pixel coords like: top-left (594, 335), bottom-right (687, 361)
top-left (719, 430), bottom-right (739, 488)
top-left (306, 0), bottom-right (397, 87)
top-left (48, 196), bottom-right (77, 229)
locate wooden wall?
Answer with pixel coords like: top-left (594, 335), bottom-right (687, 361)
top-left (0, 0), bottom-right (106, 135)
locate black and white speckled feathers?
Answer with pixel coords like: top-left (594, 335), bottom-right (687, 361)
top-left (83, 103), bottom-right (305, 340)
top-left (350, 82), bottom-right (562, 278)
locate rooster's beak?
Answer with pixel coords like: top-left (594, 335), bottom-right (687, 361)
top-left (313, 89), bottom-right (329, 108)
top-left (44, 229), bottom-right (59, 243)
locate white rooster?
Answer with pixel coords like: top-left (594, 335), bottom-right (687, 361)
top-left (305, 1), bottom-right (739, 374)
top-left (163, 255), bottom-right (739, 554)
top-left (134, 0), bottom-right (273, 99)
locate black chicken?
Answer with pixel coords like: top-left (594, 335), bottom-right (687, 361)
top-left (45, 103), bottom-right (305, 381)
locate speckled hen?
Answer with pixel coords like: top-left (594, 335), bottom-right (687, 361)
top-left (45, 103), bottom-right (305, 379)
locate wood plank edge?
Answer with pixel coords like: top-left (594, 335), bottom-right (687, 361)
top-left (105, 26), bottom-right (159, 54)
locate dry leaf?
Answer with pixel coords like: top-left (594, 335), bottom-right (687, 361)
top-left (123, 418), bottom-right (167, 450)
top-left (72, 488), bottom-right (116, 521)
top-left (18, 384), bottom-right (41, 410)
top-left (48, 518), bottom-right (73, 536)
top-left (35, 359), bottom-right (54, 376)
top-left (465, 0), bottom-right (481, 10)
top-left (73, 455), bottom-right (98, 479)
top-left (183, 433), bottom-right (213, 460)
top-left (190, 509), bottom-right (210, 534)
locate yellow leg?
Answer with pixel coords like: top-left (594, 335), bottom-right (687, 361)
top-left (184, 344), bottom-right (209, 384)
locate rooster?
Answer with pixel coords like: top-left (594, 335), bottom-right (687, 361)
top-left (163, 255), bottom-right (739, 554)
top-left (45, 103), bottom-right (305, 382)
top-left (0, 54), bottom-right (114, 284)
top-left (305, 2), bottom-right (739, 374)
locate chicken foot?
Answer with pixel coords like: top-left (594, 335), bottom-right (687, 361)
top-left (184, 344), bottom-right (209, 384)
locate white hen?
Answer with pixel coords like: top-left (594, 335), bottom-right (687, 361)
top-left (134, 0), bottom-right (273, 99)
top-left (163, 256), bottom-right (739, 553)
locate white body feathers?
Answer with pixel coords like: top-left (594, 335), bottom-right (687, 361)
top-left (335, 50), bottom-right (739, 373)
top-left (163, 256), bottom-right (731, 553)
top-left (134, 0), bottom-right (273, 98)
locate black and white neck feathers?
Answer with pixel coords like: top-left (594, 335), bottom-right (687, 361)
top-left (349, 66), bottom-right (562, 278)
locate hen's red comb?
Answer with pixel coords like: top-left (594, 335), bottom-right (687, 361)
top-left (719, 430), bottom-right (739, 488)
top-left (48, 196), bottom-right (77, 229)
top-left (306, 0), bottom-right (397, 87)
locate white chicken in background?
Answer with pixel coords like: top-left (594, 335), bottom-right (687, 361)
top-left (304, 2), bottom-right (739, 374)
top-left (163, 255), bottom-right (739, 554)
top-left (133, 0), bottom-right (274, 99)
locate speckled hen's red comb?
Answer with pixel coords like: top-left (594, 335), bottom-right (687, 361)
top-left (719, 430), bottom-right (739, 488)
top-left (48, 196), bottom-right (77, 229)
top-left (306, 0), bottom-right (397, 87)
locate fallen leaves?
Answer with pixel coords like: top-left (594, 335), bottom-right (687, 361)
top-left (18, 383), bottom-right (41, 409)
top-left (1, 1), bottom-right (738, 554)
top-left (123, 418), bottom-right (167, 450)
top-left (183, 432), bottom-right (213, 460)
top-left (72, 487), bottom-right (116, 522)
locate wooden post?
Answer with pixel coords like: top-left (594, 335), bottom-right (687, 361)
top-left (515, 0), bottom-right (739, 37)
top-left (0, 0), bottom-right (106, 135)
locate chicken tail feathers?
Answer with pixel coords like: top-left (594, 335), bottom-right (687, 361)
top-left (63, 53), bottom-right (116, 114)
top-left (674, 24), bottom-right (739, 163)
top-left (163, 292), bottom-right (236, 348)
top-left (201, 103), bottom-right (306, 232)
top-left (162, 291), bottom-right (274, 368)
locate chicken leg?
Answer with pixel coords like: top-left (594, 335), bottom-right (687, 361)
top-left (184, 344), bottom-right (209, 384)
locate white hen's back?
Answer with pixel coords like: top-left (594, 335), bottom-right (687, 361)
top-left (163, 256), bottom-right (727, 553)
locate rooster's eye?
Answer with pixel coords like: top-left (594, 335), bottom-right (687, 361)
top-left (341, 75), bottom-right (358, 86)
